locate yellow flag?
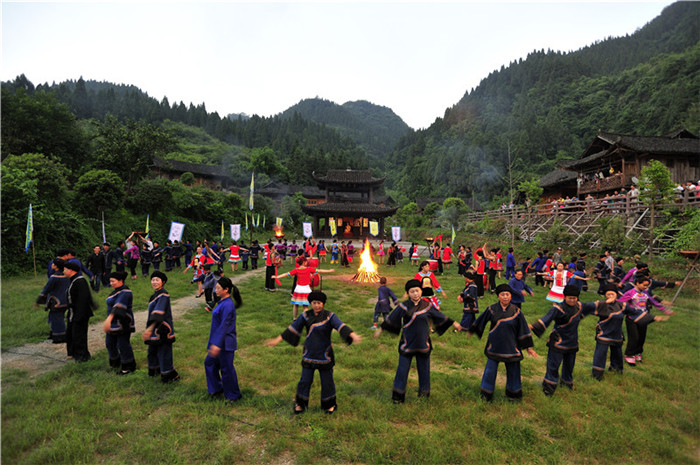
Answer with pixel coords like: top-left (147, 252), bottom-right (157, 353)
top-left (369, 221), bottom-right (379, 236)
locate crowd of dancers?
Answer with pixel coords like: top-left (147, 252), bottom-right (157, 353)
top-left (35, 233), bottom-right (680, 412)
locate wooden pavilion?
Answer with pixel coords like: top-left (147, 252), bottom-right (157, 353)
top-left (301, 169), bottom-right (398, 238)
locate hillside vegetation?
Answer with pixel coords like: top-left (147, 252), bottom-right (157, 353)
top-left (387, 1), bottom-right (700, 204)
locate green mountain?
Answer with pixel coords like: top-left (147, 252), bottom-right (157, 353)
top-left (387, 1), bottom-right (700, 206)
top-left (279, 97), bottom-right (411, 160)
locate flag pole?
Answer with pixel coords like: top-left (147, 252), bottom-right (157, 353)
top-left (31, 235), bottom-right (37, 279)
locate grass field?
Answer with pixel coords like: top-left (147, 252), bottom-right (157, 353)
top-left (2, 257), bottom-right (699, 464)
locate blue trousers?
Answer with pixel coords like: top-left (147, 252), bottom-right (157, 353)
top-left (505, 266), bottom-right (516, 280)
top-left (592, 342), bottom-right (623, 377)
top-left (459, 312), bottom-right (476, 330)
top-left (297, 366), bottom-right (335, 407)
top-left (205, 351), bottom-right (241, 401)
top-left (543, 349), bottom-right (576, 388)
top-left (147, 343), bottom-right (174, 374)
top-left (48, 309), bottom-right (66, 338)
top-left (480, 358), bottom-right (521, 394)
top-left (393, 353), bottom-right (430, 395)
top-left (105, 333), bottom-right (135, 363)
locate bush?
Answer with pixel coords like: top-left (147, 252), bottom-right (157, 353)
top-left (180, 171), bottom-right (195, 186)
top-left (669, 209), bottom-right (700, 253)
top-left (534, 219), bottom-right (572, 248)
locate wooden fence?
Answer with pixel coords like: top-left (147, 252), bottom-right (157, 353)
top-left (462, 191), bottom-right (699, 253)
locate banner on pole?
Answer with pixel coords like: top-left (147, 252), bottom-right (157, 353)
top-left (102, 211), bottom-right (106, 244)
top-left (168, 221), bottom-right (185, 243)
top-left (145, 214), bottom-right (150, 238)
top-left (231, 224), bottom-right (241, 241)
top-left (25, 204), bottom-right (33, 253)
top-left (392, 226), bottom-right (401, 242)
top-left (276, 217), bottom-right (283, 227)
top-left (302, 222), bottom-right (313, 238)
top-left (369, 221), bottom-right (379, 236)
top-left (221, 220), bottom-right (225, 241)
top-left (451, 225), bottom-right (456, 244)
top-left (249, 172), bottom-right (255, 210)
top-left (245, 212), bottom-right (248, 230)
top-left (329, 219), bottom-right (337, 236)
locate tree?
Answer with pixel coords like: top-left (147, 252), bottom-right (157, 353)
top-left (91, 116), bottom-right (175, 194)
top-left (440, 197), bottom-right (469, 229)
top-left (422, 202), bottom-right (441, 221)
top-left (73, 169), bottom-right (126, 213)
top-left (518, 178), bottom-right (544, 206)
top-left (637, 159), bottom-right (676, 265)
top-left (393, 202), bottom-right (421, 228)
top-left (1, 85), bottom-right (88, 173)
top-left (281, 192), bottom-right (309, 229)
top-left (249, 146), bottom-right (288, 180)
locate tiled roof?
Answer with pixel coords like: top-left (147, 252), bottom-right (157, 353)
top-left (312, 169), bottom-right (386, 185)
top-left (301, 202), bottom-right (398, 216)
top-left (540, 169), bottom-right (578, 188)
top-left (152, 158), bottom-right (228, 178)
top-left (597, 131), bottom-right (700, 155)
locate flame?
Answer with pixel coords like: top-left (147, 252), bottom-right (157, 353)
top-left (352, 238), bottom-right (380, 283)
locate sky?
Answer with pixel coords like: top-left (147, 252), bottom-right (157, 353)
top-left (2, 1), bottom-right (676, 129)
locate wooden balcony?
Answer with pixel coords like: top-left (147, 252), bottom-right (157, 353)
top-left (578, 173), bottom-right (633, 194)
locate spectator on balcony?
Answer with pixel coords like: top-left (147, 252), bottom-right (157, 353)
top-left (628, 186), bottom-right (639, 203)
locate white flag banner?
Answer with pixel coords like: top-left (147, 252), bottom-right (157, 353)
top-left (230, 224), bottom-right (241, 241)
top-left (168, 221), bottom-right (185, 243)
top-left (392, 226), bottom-right (401, 242)
top-left (302, 222), bottom-right (313, 238)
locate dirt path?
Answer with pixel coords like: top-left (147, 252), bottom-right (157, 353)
top-left (1, 269), bottom-right (265, 387)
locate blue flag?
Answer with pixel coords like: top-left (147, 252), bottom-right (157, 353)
top-left (25, 204), bottom-right (34, 253)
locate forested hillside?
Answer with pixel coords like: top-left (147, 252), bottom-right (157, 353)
top-left (387, 1), bottom-right (700, 205)
top-left (280, 98), bottom-right (411, 159)
top-left (1, 75), bottom-right (374, 186)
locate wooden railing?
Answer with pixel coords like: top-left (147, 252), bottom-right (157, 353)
top-left (463, 190), bottom-right (700, 223)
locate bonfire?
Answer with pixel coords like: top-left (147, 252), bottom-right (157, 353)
top-left (351, 238), bottom-right (381, 283)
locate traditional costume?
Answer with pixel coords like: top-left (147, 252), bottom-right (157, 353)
top-left (105, 273), bottom-right (136, 373)
top-left (589, 284), bottom-right (655, 380)
top-left (279, 291), bottom-right (355, 413)
top-left (374, 284), bottom-right (398, 325)
top-left (286, 266), bottom-right (318, 306)
top-left (546, 269), bottom-right (573, 303)
top-left (618, 286), bottom-right (669, 365)
top-left (468, 284), bottom-right (534, 401)
top-left (205, 285), bottom-right (242, 401)
top-left (415, 270), bottom-right (443, 309)
top-left (145, 272), bottom-right (179, 383)
top-left (227, 244), bottom-right (241, 264)
top-left (530, 285), bottom-right (596, 395)
top-left (37, 271), bottom-right (70, 343)
top-left (66, 263), bottom-right (95, 362)
top-left (458, 277), bottom-right (479, 330)
top-left (381, 280), bottom-right (455, 403)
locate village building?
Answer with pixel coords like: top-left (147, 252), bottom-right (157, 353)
top-left (541, 129), bottom-right (700, 200)
top-left (151, 158), bottom-right (232, 190)
top-left (301, 169), bottom-right (398, 238)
